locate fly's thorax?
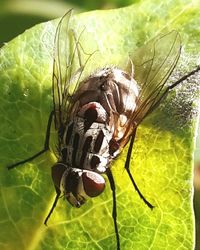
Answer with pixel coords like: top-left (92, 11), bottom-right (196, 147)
top-left (77, 102), bottom-right (107, 123)
top-left (61, 168), bottom-right (105, 207)
top-left (61, 113), bottom-right (114, 174)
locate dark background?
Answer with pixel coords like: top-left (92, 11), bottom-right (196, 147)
top-left (0, 0), bottom-right (199, 249)
top-left (0, 0), bottom-right (138, 47)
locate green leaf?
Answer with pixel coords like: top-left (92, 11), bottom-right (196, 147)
top-left (0, 1), bottom-right (200, 250)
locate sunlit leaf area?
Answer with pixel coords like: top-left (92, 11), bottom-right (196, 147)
top-left (0, 0), bottom-right (199, 249)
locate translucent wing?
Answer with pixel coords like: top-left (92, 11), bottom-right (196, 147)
top-left (52, 10), bottom-right (92, 130)
top-left (130, 30), bottom-right (181, 125)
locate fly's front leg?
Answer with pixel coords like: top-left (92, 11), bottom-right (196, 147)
top-left (44, 163), bottom-right (66, 225)
top-left (125, 129), bottom-right (154, 209)
top-left (7, 111), bottom-right (54, 170)
top-left (106, 168), bottom-right (120, 250)
top-left (44, 187), bottom-right (61, 226)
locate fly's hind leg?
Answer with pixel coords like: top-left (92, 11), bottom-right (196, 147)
top-left (125, 129), bottom-right (154, 209)
top-left (7, 111), bottom-right (54, 170)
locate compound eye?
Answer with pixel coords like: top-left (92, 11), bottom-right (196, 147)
top-left (82, 171), bottom-right (105, 197)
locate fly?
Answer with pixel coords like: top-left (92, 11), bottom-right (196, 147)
top-left (7, 10), bottom-right (200, 250)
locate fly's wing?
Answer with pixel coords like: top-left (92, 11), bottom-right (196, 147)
top-left (121, 31), bottom-right (181, 184)
top-left (130, 30), bottom-right (181, 125)
top-left (52, 10), bottom-right (93, 130)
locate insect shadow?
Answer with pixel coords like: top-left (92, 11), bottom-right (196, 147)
top-left (7, 9), bottom-right (200, 250)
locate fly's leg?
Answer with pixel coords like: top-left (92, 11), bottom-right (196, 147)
top-left (44, 163), bottom-right (66, 225)
top-left (44, 187), bottom-right (61, 226)
top-left (7, 111), bottom-right (54, 170)
top-left (148, 65), bottom-right (200, 114)
top-left (125, 129), bottom-right (154, 209)
top-left (126, 66), bottom-right (200, 205)
top-left (106, 168), bottom-right (120, 250)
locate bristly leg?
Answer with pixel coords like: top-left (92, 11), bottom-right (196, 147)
top-left (44, 188), bottom-right (61, 225)
top-left (148, 65), bottom-right (200, 114)
top-left (44, 163), bottom-right (67, 225)
top-left (106, 168), bottom-right (120, 250)
top-left (125, 129), bottom-right (154, 209)
top-left (7, 111), bottom-right (54, 170)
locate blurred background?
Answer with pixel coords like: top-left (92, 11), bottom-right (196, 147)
top-left (0, 0), bottom-right (199, 249)
top-left (0, 0), bottom-right (137, 47)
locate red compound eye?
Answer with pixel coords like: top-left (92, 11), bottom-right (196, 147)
top-left (82, 171), bottom-right (105, 197)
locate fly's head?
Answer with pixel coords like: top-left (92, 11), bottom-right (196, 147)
top-left (61, 168), bottom-right (105, 207)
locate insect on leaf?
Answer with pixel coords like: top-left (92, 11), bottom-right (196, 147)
top-left (0, 2), bottom-right (199, 250)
